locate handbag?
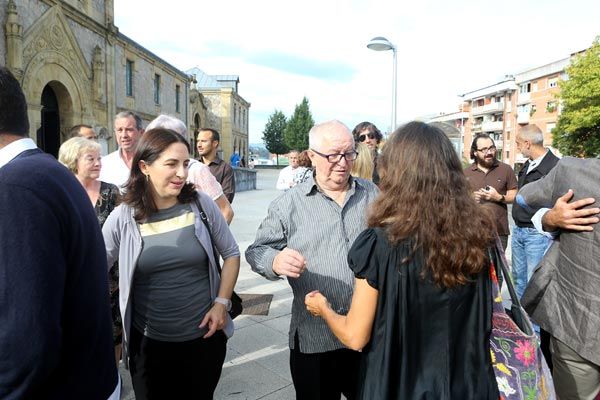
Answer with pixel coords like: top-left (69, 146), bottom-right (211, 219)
top-left (194, 198), bottom-right (243, 319)
top-left (488, 245), bottom-right (555, 400)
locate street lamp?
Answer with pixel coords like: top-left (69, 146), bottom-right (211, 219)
top-left (367, 36), bottom-right (397, 133)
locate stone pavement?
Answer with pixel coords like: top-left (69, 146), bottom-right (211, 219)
top-left (120, 168), bottom-right (295, 400)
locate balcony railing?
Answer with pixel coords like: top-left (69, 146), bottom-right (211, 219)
top-left (518, 92), bottom-right (531, 104)
top-left (517, 112), bottom-right (529, 124)
top-left (482, 121), bottom-right (504, 132)
top-left (472, 102), bottom-right (505, 115)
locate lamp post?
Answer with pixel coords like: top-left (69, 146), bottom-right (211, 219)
top-left (367, 36), bottom-right (397, 134)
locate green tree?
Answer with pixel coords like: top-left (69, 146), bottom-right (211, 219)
top-left (262, 110), bottom-right (289, 165)
top-left (284, 97), bottom-right (314, 151)
top-left (553, 37), bottom-right (600, 157)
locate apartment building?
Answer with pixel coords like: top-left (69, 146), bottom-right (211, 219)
top-left (442, 55), bottom-right (572, 170)
top-left (459, 78), bottom-right (517, 165)
top-left (513, 57), bottom-right (569, 165)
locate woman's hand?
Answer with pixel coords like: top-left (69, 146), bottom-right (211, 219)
top-left (199, 302), bottom-right (228, 338)
top-left (305, 290), bottom-right (330, 317)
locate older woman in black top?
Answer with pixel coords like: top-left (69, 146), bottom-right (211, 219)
top-left (306, 121), bottom-right (500, 399)
top-left (58, 137), bottom-right (122, 364)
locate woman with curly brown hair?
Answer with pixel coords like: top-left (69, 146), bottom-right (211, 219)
top-left (305, 121), bottom-right (500, 399)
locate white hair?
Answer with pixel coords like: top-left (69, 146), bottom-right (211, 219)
top-left (519, 124), bottom-right (544, 146)
top-left (146, 114), bottom-right (188, 140)
top-left (308, 120), bottom-right (353, 150)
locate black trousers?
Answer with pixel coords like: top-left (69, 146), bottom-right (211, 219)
top-left (290, 334), bottom-right (361, 400)
top-left (129, 328), bottom-right (227, 400)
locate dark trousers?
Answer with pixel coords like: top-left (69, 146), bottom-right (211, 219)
top-left (129, 327), bottom-right (227, 400)
top-left (290, 334), bottom-right (361, 400)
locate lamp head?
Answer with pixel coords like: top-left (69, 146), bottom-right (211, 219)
top-left (367, 36), bottom-right (395, 51)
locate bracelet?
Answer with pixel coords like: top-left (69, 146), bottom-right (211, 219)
top-left (499, 194), bottom-right (505, 203)
top-left (214, 297), bottom-right (232, 311)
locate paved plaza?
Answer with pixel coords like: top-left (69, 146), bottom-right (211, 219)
top-left (120, 168), bottom-right (296, 400)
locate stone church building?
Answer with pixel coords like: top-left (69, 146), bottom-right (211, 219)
top-left (1, 0), bottom-right (250, 161)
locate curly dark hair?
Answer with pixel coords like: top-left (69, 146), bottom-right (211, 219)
top-left (351, 121), bottom-right (383, 143)
top-left (123, 128), bottom-right (196, 220)
top-left (368, 121), bottom-right (495, 288)
top-left (469, 133), bottom-right (495, 161)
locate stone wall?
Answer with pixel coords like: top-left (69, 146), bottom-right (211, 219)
top-left (234, 168), bottom-right (257, 192)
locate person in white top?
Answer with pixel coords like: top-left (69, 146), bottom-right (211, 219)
top-left (99, 111), bottom-right (144, 189)
top-left (146, 115), bottom-right (234, 224)
top-left (276, 150), bottom-right (300, 190)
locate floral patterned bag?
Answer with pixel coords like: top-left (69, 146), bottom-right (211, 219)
top-left (488, 246), bottom-right (555, 400)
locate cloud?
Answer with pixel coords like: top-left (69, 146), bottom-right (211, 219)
top-left (114, 0), bottom-right (600, 142)
top-left (246, 51), bottom-right (356, 82)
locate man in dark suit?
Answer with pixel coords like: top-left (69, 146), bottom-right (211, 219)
top-left (511, 124), bottom-right (559, 299)
top-left (0, 67), bottom-right (119, 399)
top-left (518, 157), bottom-right (600, 400)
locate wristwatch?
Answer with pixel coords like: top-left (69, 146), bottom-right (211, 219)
top-left (214, 297), bottom-right (232, 311)
top-left (499, 194), bottom-right (505, 203)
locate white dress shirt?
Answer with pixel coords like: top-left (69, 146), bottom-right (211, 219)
top-left (99, 149), bottom-right (131, 190)
top-left (0, 138), bottom-right (36, 169)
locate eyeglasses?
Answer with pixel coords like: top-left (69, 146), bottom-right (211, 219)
top-left (310, 148), bottom-right (358, 163)
top-left (476, 145), bottom-right (496, 154)
top-left (358, 133), bottom-right (376, 142)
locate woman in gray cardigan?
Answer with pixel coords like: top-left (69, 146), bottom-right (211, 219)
top-left (102, 128), bottom-right (240, 400)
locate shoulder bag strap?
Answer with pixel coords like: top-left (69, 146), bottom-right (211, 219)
top-left (194, 197), bottom-right (222, 274)
top-left (488, 246), bottom-right (534, 335)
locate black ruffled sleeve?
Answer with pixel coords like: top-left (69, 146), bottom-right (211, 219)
top-left (348, 228), bottom-right (381, 290)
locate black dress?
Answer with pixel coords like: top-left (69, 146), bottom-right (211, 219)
top-left (348, 228), bottom-right (499, 400)
top-left (95, 181), bottom-right (122, 344)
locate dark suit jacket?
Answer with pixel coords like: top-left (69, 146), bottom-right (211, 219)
top-left (518, 157), bottom-right (600, 365)
top-left (0, 148), bottom-right (118, 399)
top-left (512, 150), bottom-right (559, 227)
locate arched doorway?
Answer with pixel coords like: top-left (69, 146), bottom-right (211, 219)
top-left (37, 85), bottom-right (61, 157)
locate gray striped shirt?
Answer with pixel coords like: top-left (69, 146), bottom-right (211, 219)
top-left (245, 175), bottom-right (380, 353)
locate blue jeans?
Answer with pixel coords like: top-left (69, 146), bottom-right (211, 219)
top-left (511, 226), bottom-right (552, 299)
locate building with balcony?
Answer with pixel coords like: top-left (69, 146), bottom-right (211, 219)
top-left (513, 57), bottom-right (570, 164)
top-left (459, 78), bottom-right (517, 164)
top-left (448, 52), bottom-right (575, 169)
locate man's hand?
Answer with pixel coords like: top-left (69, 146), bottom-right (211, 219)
top-left (478, 186), bottom-right (502, 202)
top-left (543, 189), bottom-right (600, 232)
top-left (272, 248), bottom-right (307, 278)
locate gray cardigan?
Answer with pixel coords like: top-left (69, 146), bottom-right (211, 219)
top-left (102, 191), bottom-right (240, 366)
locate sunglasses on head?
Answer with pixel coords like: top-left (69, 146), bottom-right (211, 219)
top-left (358, 133), bottom-right (376, 142)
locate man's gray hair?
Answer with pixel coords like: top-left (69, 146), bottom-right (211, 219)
top-left (115, 111), bottom-right (143, 131)
top-left (308, 120), bottom-right (352, 150)
top-left (519, 124), bottom-right (544, 146)
top-left (146, 114), bottom-right (189, 140)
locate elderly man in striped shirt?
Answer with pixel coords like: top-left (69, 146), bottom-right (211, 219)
top-left (246, 120), bottom-right (379, 400)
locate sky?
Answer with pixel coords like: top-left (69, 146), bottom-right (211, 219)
top-left (114, 0), bottom-right (599, 143)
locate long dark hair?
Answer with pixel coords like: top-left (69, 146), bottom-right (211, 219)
top-left (123, 128), bottom-right (196, 220)
top-left (369, 121), bottom-right (495, 288)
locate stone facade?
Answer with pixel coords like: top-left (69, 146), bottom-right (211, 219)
top-left (1, 0), bottom-right (187, 156)
top-left (2, 0), bottom-right (250, 160)
top-left (187, 67), bottom-right (251, 163)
